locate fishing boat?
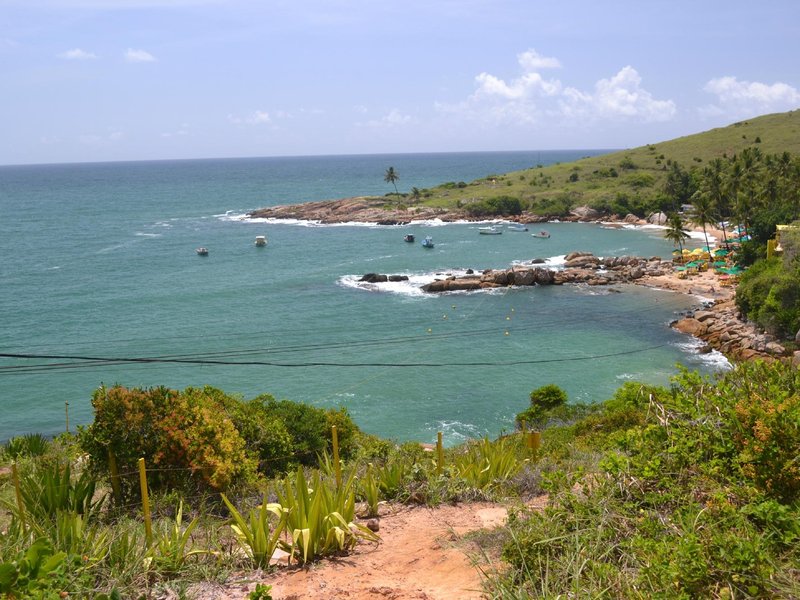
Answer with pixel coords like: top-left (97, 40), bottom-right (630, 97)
top-left (404, 234), bottom-right (415, 243)
top-left (196, 247), bottom-right (209, 256)
top-left (507, 224), bottom-right (528, 232)
top-left (421, 236), bottom-right (434, 248)
top-left (478, 226), bottom-right (502, 235)
top-left (254, 235), bottom-right (267, 247)
top-left (531, 230), bottom-right (551, 239)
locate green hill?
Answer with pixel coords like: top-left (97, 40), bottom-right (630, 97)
top-left (415, 109), bottom-right (800, 216)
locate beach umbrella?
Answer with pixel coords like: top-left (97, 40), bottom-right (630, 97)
top-left (714, 248), bottom-right (729, 256)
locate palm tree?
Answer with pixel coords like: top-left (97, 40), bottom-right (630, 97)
top-left (690, 191), bottom-right (715, 252)
top-left (664, 213), bottom-right (690, 260)
top-left (384, 167), bottom-right (399, 194)
top-left (410, 187), bottom-right (421, 201)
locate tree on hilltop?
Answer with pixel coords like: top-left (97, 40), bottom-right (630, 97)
top-left (384, 166), bottom-right (399, 194)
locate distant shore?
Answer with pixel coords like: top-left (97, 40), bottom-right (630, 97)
top-left (249, 197), bottom-right (792, 363)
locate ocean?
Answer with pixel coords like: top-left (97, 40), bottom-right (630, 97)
top-left (0, 151), bottom-right (728, 445)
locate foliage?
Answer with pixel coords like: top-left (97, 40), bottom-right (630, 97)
top-left (221, 494), bottom-right (288, 569)
top-left (464, 195), bottom-right (522, 217)
top-left (251, 396), bottom-right (360, 466)
top-left (18, 461), bottom-right (105, 523)
top-left (276, 468), bottom-right (379, 564)
top-left (453, 437), bottom-right (525, 492)
top-left (79, 385), bottom-right (256, 498)
top-left (498, 362), bottom-right (800, 597)
top-left (736, 257), bottom-right (800, 337)
top-left (152, 502), bottom-right (206, 575)
top-left (3, 433), bottom-right (50, 460)
top-left (0, 538), bottom-right (67, 598)
top-left (359, 464), bottom-right (381, 518)
top-left (515, 384), bottom-right (568, 429)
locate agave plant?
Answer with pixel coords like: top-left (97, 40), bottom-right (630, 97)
top-left (3, 433), bottom-right (50, 459)
top-left (359, 464), bottom-right (381, 518)
top-left (18, 461), bottom-right (105, 524)
top-left (221, 494), bottom-right (289, 569)
top-left (152, 502), bottom-right (209, 575)
top-left (455, 437), bottom-right (525, 490)
top-left (277, 468), bottom-right (378, 564)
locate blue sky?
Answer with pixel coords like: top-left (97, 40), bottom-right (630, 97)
top-left (2, 0), bottom-right (799, 165)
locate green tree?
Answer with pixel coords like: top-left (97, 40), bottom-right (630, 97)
top-left (410, 186), bottom-right (421, 201)
top-left (664, 213), bottom-right (690, 257)
top-left (384, 166), bottom-right (399, 194)
top-left (689, 191), bottom-right (715, 252)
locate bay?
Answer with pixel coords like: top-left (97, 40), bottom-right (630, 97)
top-left (0, 151), bottom-right (727, 444)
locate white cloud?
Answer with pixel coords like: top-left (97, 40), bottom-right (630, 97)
top-left (701, 76), bottom-right (800, 117)
top-left (228, 110), bottom-right (271, 125)
top-left (518, 48), bottom-right (561, 71)
top-left (57, 48), bottom-right (97, 60)
top-left (440, 53), bottom-right (675, 126)
top-left (561, 66), bottom-right (676, 122)
top-left (124, 48), bottom-right (156, 63)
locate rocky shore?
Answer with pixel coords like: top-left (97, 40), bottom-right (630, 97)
top-left (360, 251), bottom-right (797, 365)
top-left (252, 197), bottom-right (794, 366)
top-left (246, 198), bottom-right (642, 225)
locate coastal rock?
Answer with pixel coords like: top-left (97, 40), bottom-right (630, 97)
top-left (624, 213), bottom-right (641, 224)
top-left (693, 310), bottom-right (717, 322)
top-left (565, 255), bottom-right (601, 269)
top-left (565, 251), bottom-right (594, 262)
top-left (360, 273), bottom-right (388, 283)
top-left (647, 211), bottom-right (668, 225)
top-left (388, 275), bottom-right (409, 282)
top-left (793, 351), bottom-right (800, 368)
top-left (674, 318), bottom-right (708, 337)
top-left (570, 205), bottom-right (602, 220)
top-left (765, 342), bottom-right (786, 355)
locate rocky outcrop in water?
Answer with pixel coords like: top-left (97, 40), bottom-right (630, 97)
top-left (412, 252), bottom-right (670, 292)
top-left (672, 300), bottom-right (791, 362)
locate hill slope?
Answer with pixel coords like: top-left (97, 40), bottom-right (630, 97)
top-left (416, 110), bottom-right (800, 215)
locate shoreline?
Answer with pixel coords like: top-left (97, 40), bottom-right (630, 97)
top-left (250, 198), bottom-right (793, 365)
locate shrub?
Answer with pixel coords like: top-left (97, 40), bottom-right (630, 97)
top-left (79, 385), bottom-right (255, 498)
top-left (464, 195), bottom-right (522, 217)
top-left (516, 384), bottom-right (568, 429)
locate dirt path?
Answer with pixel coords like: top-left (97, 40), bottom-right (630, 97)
top-left (198, 501), bottom-right (526, 600)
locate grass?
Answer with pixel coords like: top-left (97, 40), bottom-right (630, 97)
top-left (362, 109), bottom-right (800, 215)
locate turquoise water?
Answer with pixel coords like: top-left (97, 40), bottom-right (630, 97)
top-left (0, 152), bottom-right (726, 444)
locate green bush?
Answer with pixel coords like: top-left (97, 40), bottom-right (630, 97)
top-left (516, 384), bottom-right (568, 429)
top-left (79, 385), bottom-right (255, 498)
top-left (464, 195), bottom-right (522, 217)
top-left (736, 258), bottom-right (800, 337)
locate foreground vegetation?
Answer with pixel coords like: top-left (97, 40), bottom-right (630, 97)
top-left (2, 360), bottom-right (800, 598)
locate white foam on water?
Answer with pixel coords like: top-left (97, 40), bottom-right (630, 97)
top-left (135, 232), bottom-right (162, 238)
top-left (338, 267), bottom-right (504, 298)
top-left (425, 420), bottom-right (485, 445)
top-left (673, 338), bottom-right (732, 371)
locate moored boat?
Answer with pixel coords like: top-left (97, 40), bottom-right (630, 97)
top-left (507, 224), bottom-right (528, 232)
top-left (404, 234), bottom-right (415, 243)
top-left (422, 236), bottom-right (434, 248)
top-left (478, 226), bottom-right (502, 235)
top-left (531, 230), bottom-right (551, 239)
top-left (254, 235), bottom-right (267, 246)
top-left (196, 247), bottom-right (209, 256)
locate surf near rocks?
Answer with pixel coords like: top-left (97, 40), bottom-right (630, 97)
top-left (417, 252), bottom-right (669, 293)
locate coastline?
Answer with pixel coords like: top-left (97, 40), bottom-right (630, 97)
top-left (249, 197), bottom-right (792, 366)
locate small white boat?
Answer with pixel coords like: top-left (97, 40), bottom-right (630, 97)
top-left (507, 224), bottom-right (528, 232)
top-left (478, 226), bottom-right (502, 235)
top-left (404, 234), bottom-right (415, 243)
top-left (422, 236), bottom-right (434, 248)
top-left (196, 247), bottom-right (209, 256)
top-left (254, 235), bottom-right (267, 247)
top-left (531, 230), bottom-right (551, 239)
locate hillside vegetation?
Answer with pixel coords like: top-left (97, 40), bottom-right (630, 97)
top-left (394, 110), bottom-right (800, 217)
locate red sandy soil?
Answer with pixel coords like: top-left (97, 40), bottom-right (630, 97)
top-left (193, 498), bottom-right (546, 600)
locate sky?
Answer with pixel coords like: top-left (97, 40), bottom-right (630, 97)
top-left (2, 0), bottom-right (799, 165)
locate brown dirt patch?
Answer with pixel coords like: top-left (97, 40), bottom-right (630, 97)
top-left (198, 500), bottom-right (543, 600)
